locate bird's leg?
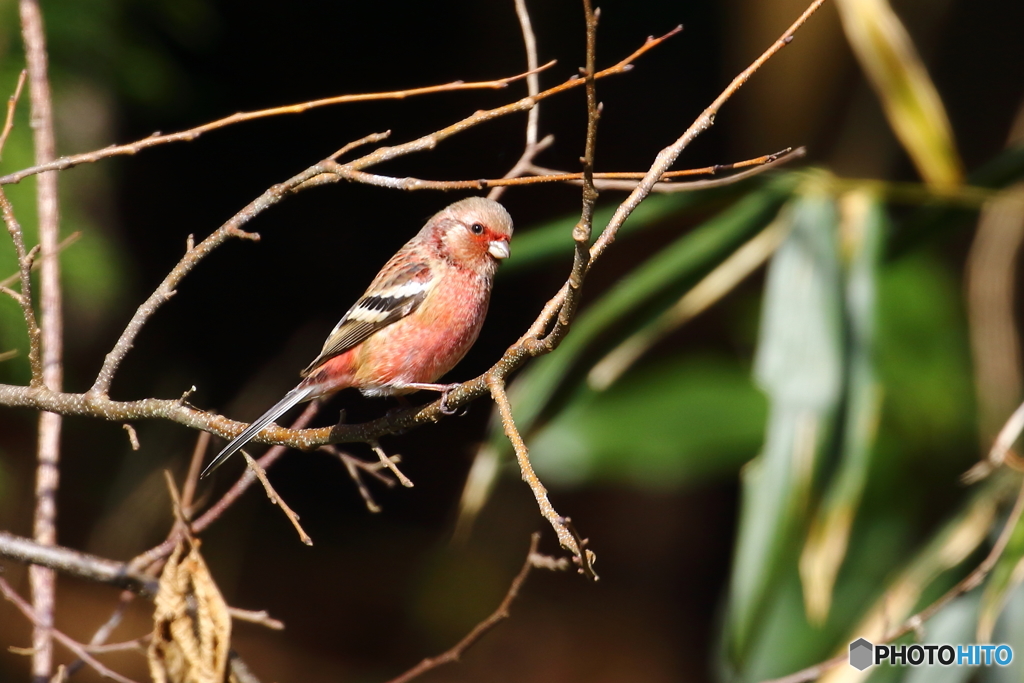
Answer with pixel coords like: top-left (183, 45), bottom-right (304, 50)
top-left (392, 382), bottom-right (461, 415)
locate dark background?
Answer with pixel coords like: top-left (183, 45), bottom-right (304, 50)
top-left (1, 0), bottom-right (1023, 681)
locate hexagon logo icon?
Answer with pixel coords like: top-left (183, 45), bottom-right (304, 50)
top-left (849, 638), bottom-right (874, 671)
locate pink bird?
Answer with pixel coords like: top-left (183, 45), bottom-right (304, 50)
top-left (202, 197), bottom-right (514, 477)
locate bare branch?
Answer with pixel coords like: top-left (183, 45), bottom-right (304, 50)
top-left (385, 533), bottom-right (556, 683)
top-left (241, 451), bottom-right (313, 546)
top-left (0, 69), bottom-right (27, 159)
top-left (487, 376), bottom-right (597, 578)
top-left (226, 608), bottom-right (284, 631)
top-left (0, 577), bottom-right (142, 683)
top-left (0, 63), bottom-right (556, 186)
top-left (0, 531), bottom-right (159, 595)
top-left (20, 1), bottom-right (64, 678)
top-left (488, 0), bottom-right (545, 202)
top-left (322, 445), bottom-right (400, 513)
top-left (0, 187), bottom-right (43, 384)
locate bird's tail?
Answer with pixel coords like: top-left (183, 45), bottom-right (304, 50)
top-left (201, 384), bottom-right (317, 478)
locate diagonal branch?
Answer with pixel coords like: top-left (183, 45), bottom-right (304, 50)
top-left (0, 63), bottom-right (555, 187)
top-left (384, 533), bottom-right (563, 683)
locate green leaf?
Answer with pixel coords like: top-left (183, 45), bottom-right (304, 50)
top-left (977, 491), bottom-right (1024, 642)
top-left (529, 355), bottom-right (767, 487)
top-left (501, 181), bottom-right (774, 275)
top-left (836, 0), bottom-right (963, 189)
top-left (726, 192), bottom-right (845, 665)
top-left (505, 175), bottom-right (800, 440)
top-left (800, 191), bottom-right (886, 625)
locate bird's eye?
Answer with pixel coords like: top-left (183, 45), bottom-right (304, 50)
top-left (470, 223), bottom-right (485, 235)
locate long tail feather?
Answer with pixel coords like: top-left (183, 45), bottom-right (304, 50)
top-left (201, 384), bottom-right (316, 478)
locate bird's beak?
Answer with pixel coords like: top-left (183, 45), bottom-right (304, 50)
top-left (488, 239), bottom-right (510, 260)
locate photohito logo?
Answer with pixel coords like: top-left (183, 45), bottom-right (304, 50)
top-left (848, 638), bottom-right (1013, 671)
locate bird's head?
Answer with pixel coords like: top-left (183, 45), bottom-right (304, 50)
top-left (428, 197), bottom-right (513, 270)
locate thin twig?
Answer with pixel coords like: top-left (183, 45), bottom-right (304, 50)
top-left (384, 533), bottom-right (552, 683)
top-left (322, 445), bottom-right (399, 513)
top-left (0, 69), bottom-right (27, 159)
top-left (0, 577), bottom-right (140, 683)
top-left (527, 147), bottom-right (805, 192)
top-left (241, 451), bottom-right (313, 546)
top-left (489, 0), bottom-right (545, 202)
top-left (0, 187), bottom-right (43, 384)
top-left (329, 148), bottom-right (798, 193)
top-left (21, 1), bottom-right (63, 678)
top-left (369, 439), bottom-right (414, 488)
top-left (131, 401), bottom-right (322, 568)
top-left (0, 230), bottom-right (80, 289)
top-left (487, 376), bottom-right (597, 578)
top-left (121, 423), bottom-right (140, 451)
top-left (64, 590), bottom-right (138, 679)
top-left (181, 430), bottom-right (211, 517)
top-left (0, 64), bottom-right (556, 186)
top-left (328, 130), bottom-right (393, 161)
top-left (227, 607), bottom-right (285, 631)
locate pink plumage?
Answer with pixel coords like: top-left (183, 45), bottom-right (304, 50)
top-left (202, 197), bottom-right (514, 477)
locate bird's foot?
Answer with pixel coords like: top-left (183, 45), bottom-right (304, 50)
top-left (393, 382), bottom-right (461, 415)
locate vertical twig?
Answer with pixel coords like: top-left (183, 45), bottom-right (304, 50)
top-left (0, 188), bottom-right (43, 384)
top-left (20, 1), bottom-right (62, 680)
top-left (488, 0), bottom-right (550, 202)
top-left (548, 0), bottom-right (600, 341)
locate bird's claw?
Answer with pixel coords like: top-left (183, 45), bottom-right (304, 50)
top-left (439, 387), bottom-right (458, 415)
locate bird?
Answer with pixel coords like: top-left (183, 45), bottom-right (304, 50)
top-left (201, 196), bottom-right (514, 478)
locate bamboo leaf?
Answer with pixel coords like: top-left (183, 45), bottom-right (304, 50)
top-left (800, 191), bottom-right (886, 624)
top-left (726, 192), bottom-right (845, 664)
top-left (836, 0), bottom-right (963, 189)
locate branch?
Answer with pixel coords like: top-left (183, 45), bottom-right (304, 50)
top-left (20, 0), bottom-right (63, 679)
top-left (0, 69), bottom-right (26, 159)
top-left (384, 533), bottom-right (558, 683)
top-left (241, 451), bottom-right (313, 546)
top-left (488, 0), bottom-right (546, 203)
top-left (0, 64), bottom-right (555, 186)
top-left (0, 577), bottom-right (141, 683)
top-left (0, 187), bottom-right (43, 385)
top-left (0, 531), bottom-right (158, 595)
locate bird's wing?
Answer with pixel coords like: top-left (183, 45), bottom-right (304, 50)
top-left (300, 258), bottom-right (436, 377)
